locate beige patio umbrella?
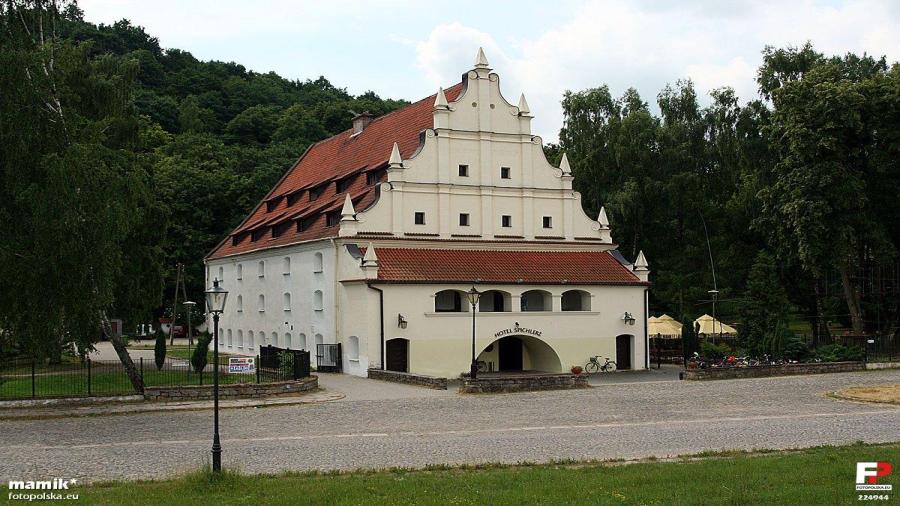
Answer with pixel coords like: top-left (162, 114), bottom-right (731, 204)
top-left (649, 314), bottom-right (683, 337)
top-left (694, 314), bottom-right (737, 335)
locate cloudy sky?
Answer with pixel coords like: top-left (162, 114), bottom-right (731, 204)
top-left (80, 0), bottom-right (900, 141)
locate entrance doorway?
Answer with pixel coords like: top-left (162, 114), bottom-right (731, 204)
top-left (616, 334), bottom-right (633, 370)
top-left (498, 336), bottom-right (523, 371)
top-left (386, 338), bottom-right (409, 372)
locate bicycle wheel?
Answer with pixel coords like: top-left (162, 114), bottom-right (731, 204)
top-left (585, 361), bottom-right (600, 374)
top-left (603, 361), bottom-right (616, 372)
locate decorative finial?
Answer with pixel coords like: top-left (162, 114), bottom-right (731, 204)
top-left (434, 87), bottom-right (449, 110)
top-left (340, 194), bottom-right (356, 220)
top-left (598, 206), bottom-right (609, 229)
top-left (634, 250), bottom-right (649, 271)
top-left (517, 93), bottom-right (530, 115)
top-left (474, 47), bottom-right (490, 68)
top-left (559, 152), bottom-right (572, 175)
top-left (388, 142), bottom-right (402, 169)
top-left (363, 243), bottom-right (379, 265)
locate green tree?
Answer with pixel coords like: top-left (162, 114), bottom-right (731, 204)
top-left (0, 1), bottom-right (162, 389)
top-left (154, 330), bottom-right (166, 370)
top-left (756, 44), bottom-right (899, 335)
top-left (739, 251), bottom-right (790, 356)
top-left (191, 332), bottom-right (212, 373)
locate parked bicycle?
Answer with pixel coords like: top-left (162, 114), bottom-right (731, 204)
top-left (585, 356), bottom-right (616, 374)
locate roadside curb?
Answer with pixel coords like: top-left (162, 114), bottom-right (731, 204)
top-left (0, 390), bottom-right (345, 420)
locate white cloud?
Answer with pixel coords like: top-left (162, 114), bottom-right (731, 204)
top-left (413, 0), bottom-right (900, 142)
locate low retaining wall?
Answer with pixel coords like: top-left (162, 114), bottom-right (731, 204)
top-left (144, 376), bottom-right (318, 401)
top-left (683, 361), bottom-right (864, 381)
top-left (460, 373), bottom-right (588, 394)
top-left (866, 362), bottom-right (900, 370)
top-left (367, 369), bottom-right (448, 390)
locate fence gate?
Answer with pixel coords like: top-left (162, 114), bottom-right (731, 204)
top-left (316, 343), bottom-right (342, 373)
top-left (259, 345), bottom-right (311, 380)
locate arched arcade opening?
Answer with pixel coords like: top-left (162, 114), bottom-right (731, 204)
top-left (475, 335), bottom-right (562, 373)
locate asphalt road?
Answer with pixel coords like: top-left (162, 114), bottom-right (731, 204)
top-left (1, 369), bottom-right (898, 482)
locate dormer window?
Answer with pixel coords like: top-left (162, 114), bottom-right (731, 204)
top-left (296, 218), bottom-right (309, 233)
top-left (326, 211), bottom-right (340, 227)
top-left (309, 186), bottom-right (324, 202)
top-left (335, 178), bottom-right (351, 193)
top-left (366, 170), bottom-right (383, 185)
top-left (458, 164), bottom-right (469, 177)
top-left (251, 228), bottom-right (267, 241)
top-left (287, 191), bottom-right (303, 206)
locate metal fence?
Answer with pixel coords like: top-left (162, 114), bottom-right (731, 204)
top-left (651, 333), bottom-right (899, 367)
top-left (0, 350), bottom-right (310, 400)
top-left (258, 345), bottom-right (310, 381)
top-left (316, 343), bottom-right (342, 373)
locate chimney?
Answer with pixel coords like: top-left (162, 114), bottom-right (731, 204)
top-left (352, 111), bottom-right (373, 135)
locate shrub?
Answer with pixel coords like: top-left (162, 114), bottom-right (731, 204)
top-left (191, 332), bottom-right (213, 373)
top-left (700, 341), bottom-right (731, 359)
top-left (815, 344), bottom-right (865, 362)
top-left (154, 331), bottom-right (166, 370)
top-left (782, 336), bottom-right (811, 361)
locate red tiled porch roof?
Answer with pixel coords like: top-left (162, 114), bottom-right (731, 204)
top-left (207, 83), bottom-right (466, 259)
top-left (370, 248), bottom-right (647, 285)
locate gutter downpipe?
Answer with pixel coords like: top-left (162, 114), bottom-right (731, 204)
top-left (644, 287), bottom-right (650, 370)
top-left (367, 283), bottom-right (385, 370)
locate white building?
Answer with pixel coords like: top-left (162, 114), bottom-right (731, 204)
top-left (205, 49), bottom-right (650, 377)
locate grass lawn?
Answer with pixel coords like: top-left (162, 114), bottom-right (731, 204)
top-left (0, 366), bottom-right (260, 399)
top-left (24, 443), bottom-right (899, 505)
top-left (835, 384), bottom-right (900, 405)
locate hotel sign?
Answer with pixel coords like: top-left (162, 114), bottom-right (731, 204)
top-left (494, 322), bottom-right (543, 338)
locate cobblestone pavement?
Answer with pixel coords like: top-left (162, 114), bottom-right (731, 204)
top-left (1, 370), bottom-right (898, 482)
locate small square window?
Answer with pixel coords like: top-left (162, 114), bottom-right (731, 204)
top-left (458, 164), bottom-right (469, 177)
top-left (500, 167), bottom-right (511, 179)
top-left (543, 216), bottom-right (553, 229)
top-left (501, 215), bottom-right (512, 228)
top-left (326, 212), bottom-right (340, 227)
top-left (414, 212), bottom-right (425, 225)
top-left (459, 213), bottom-right (470, 226)
top-left (335, 178), bottom-right (351, 193)
top-left (366, 171), bottom-right (379, 185)
top-left (309, 186), bottom-right (323, 202)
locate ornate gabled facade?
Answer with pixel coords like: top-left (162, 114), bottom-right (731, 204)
top-left (206, 49), bottom-right (650, 377)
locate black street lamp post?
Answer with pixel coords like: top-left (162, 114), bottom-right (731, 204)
top-left (204, 278), bottom-right (228, 472)
top-left (465, 286), bottom-right (482, 380)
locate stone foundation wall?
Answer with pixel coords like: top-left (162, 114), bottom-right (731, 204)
top-left (144, 376), bottom-right (318, 401)
top-left (460, 373), bottom-right (588, 393)
top-left (367, 369), bottom-right (448, 390)
top-left (683, 361), bottom-right (864, 381)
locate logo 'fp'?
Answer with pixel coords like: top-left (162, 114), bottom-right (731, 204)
top-left (857, 462), bottom-right (893, 484)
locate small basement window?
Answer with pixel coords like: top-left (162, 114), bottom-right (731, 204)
top-left (459, 213), bottom-right (470, 227)
top-left (543, 216), bottom-right (553, 229)
top-left (414, 212), bottom-right (425, 225)
top-left (458, 164), bottom-right (469, 177)
top-left (500, 167), bottom-right (511, 179)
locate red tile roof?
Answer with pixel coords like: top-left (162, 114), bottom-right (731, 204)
top-left (207, 83), bottom-right (466, 259)
top-left (369, 248), bottom-right (647, 285)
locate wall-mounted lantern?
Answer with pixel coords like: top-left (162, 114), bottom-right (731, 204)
top-left (622, 311), bottom-right (636, 326)
top-left (397, 314), bottom-right (408, 329)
